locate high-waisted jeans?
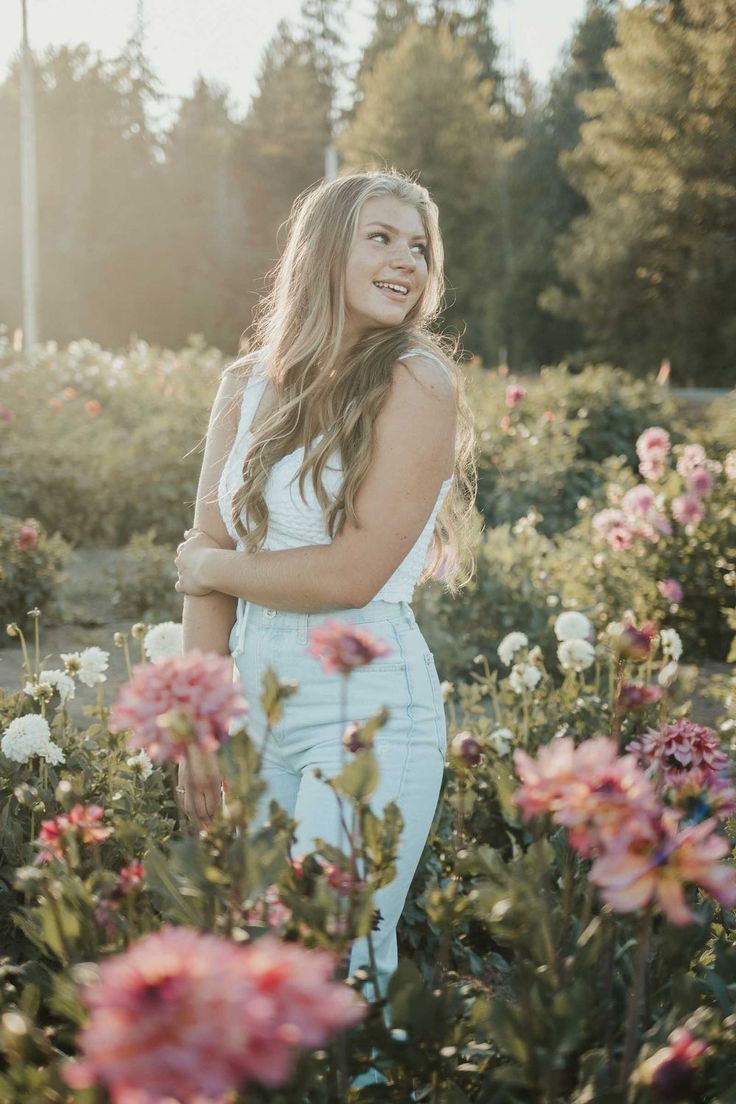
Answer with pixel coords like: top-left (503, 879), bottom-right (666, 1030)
top-left (229, 598), bottom-right (447, 1004)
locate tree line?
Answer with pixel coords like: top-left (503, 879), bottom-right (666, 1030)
top-left (0, 0), bottom-right (733, 384)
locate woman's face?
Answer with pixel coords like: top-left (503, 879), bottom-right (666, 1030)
top-left (342, 196), bottom-right (429, 345)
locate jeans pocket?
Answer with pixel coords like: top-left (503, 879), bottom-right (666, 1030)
top-left (423, 652), bottom-right (447, 756)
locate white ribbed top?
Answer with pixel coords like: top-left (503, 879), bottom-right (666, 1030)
top-left (218, 349), bottom-right (453, 605)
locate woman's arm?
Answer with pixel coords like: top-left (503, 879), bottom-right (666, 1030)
top-left (188, 357), bottom-right (456, 613)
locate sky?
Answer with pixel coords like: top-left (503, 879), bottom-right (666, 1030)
top-left (1, 0), bottom-right (591, 121)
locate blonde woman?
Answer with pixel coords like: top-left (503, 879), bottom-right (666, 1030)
top-left (174, 169), bottom-right (477, 1010)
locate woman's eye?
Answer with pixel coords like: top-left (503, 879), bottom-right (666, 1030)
top-left (369, 233), bottom-right (427, 256)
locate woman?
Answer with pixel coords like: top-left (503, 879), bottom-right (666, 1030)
top-left (173, 169), bottom-right (477, 1006)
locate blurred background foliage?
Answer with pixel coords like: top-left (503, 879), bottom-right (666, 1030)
top-left (0, 0), bottom-right (734, 384)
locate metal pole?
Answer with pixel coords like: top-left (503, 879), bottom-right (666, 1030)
top-left (20, 0), bottom-right (40, 351)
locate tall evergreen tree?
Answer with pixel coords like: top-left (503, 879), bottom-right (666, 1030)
top-left (339, 22), bottom-right (512, 358)
top-left (543, 0), bottom-right (736, 383)
top-left (354, 0), bottom-right (419, 91)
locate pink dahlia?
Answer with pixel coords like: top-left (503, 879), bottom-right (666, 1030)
top-left (675, 443), bottom-right (707, 478)
top-left (671, 494), bottom-right (705, 526)
top-left (622, 484), bottom-right (656, 518)
top-left (592, 508), bottom-right (623, 535)
top-left (657, 578), bottom-right (683, 604)
top-left (109, 651), bottom-right (248, 764)
top-left (15, 523), bottom-right (39, 551)
top-left (607, 524), bottom-right (635, 551)
top-left (636, 427), bottom-right (671, 460)
top-left (505, 383), bottom-right (526, 408)
top-left (686, 467), bottom-right (714, 498)
top-left (590, 810), bottom-right (736, 925)
top-left (64, 927), bottom-right (366, 1103)
top-left (512, 737), bottom-right (578, 820)
top-left (37, 804), bottom-right (112, 863)
top-left (307, 619), bottom-right (391, 676)
top-left (0, 403), bottom-right (14, 423)
top-left (639, 454), bottom-right (667, 482)
top-left (627, 719), bottom-right (729, 785)
top-left (639, 1025), bottom-right (708, 1097)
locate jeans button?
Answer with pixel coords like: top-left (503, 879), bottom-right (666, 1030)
top-left (264, 608), bottom-right (276, 619)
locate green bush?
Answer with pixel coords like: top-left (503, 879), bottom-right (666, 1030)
top-left (0, 513), bottom-right (70, 631)
top-left (110, 529), bottom-right (183, 621)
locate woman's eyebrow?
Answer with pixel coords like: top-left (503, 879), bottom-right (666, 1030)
top-left (364, 221), bottom-right (427, 242)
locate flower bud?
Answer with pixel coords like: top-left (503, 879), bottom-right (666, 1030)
top-left (451, 731), bottom-right (483, 768)
top-left (6, 623), bottom-right (19, 637)
top-left (342, 721), bottom-right (373, 754)
top-left (113, 632), bottom-right (127, 647)
top-left (612, 621), bottom-right (658, 663)
top-left (130, 622), bottom-right (147, 640)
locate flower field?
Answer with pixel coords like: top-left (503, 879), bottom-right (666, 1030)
top-left (1, 334), bottom-right (735, 1102)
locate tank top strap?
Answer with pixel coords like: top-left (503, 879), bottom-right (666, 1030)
top-left (235, 362), bottom-right (269, 438)
top-left (399, 348), bottom-right (453, 384)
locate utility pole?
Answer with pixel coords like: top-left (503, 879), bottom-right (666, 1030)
top-left (20, 0), bottom-right (40, 352)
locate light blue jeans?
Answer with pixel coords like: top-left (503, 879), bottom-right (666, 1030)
top-left (230, 598), bottom-right (447, 1004)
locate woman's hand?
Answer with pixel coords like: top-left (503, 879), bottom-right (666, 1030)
top-left (176, 749), bottom-right (222, 827)
top-left (175, 528), bottom-right (220, 596)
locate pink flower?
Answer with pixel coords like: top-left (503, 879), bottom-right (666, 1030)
top-left (657, 578), bottom-right (683, 604)
top-left (245, 885), bottom-right (293, 931)
top-left (607, 524), bottom-right (634, 551)
top-left (639, 1025), bottom-right (708, 1098)
top-left (671, 494), bottom-right (705, 526)
top-left (636, 427), bottom-right (671, 459)
top-left (639, 454), bottom-right (667, 481)
top-left (0, 404), bottom-right (14, 422)
top-left (307, 620), bottom-right (391, 676)
top-left (109, 651), bottom-right (248, 765)
top-left (622, 485), bottom-right (656, 517)
top-left (500, 414), bottom-right (512, 432)
top-left (15, 524), bottom-right (39, 551)
top-left (676, 443), bottom-right (707, 478)
top-left (505, 383), bottom-right (526, 408)
top-left (612, 621), bottom-right (658, 663)
top-left (686, 467), bottom-right (714, 497)
top-left (627, 720), bottom-right (729, 786)
top-left (592, 508), bottom-right (623, 535)
top-left (64, 927), bottom-right (366, 1102)
top-left (37, 804), bottom-right (112, 863)
top-left (590, 810), bottom-right (736, 924)
top-left (617, 682), bottom-right (663, 711)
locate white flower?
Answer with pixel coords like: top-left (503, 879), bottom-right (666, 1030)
top-left (126, 749), bottom-right (153, 780)
top-left (605, 621), bottom-right (626, 638)
top-left (658, 661), bottom-right (679, 688)
top-left (509, 663), bottom-right (542, 694)
top-left (144, 621), bottom-right (183, 663)
top-left (1, 714), bottom-right (64, 765)
top-left (439, 680), bottom-right (454, 703)
top-left (487, 727), bottom-right (513, 756)
top-left (23, 679), bottom-right (53, 702)
top-left (554, 611), bottom-right (593, 642)
top-left (557, 638), bottom-right (596, 672)
top-left (77, 646), bottom-right (109, 687)
top-left (724, 451), bottom-right (736, 481)
top-left (44, 741), bottom-right (66, 765)
top-left (660, 628), bottom-right (682, 662)
top-left (30, 669), bottom-right (75, 704)
top-left (497, 632), bottom-right (528, 667)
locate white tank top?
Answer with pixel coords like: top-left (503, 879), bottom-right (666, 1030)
top-left (218, 349), bottom-right (453, 653)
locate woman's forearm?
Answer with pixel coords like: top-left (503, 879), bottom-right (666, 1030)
top-left (199, 545), bottom-right (361, 614)
top-left (182, 590), bottom-right (237, 654)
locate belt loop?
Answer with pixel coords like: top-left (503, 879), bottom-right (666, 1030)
top-left (232, 598), bottom-right (249, 658)
top-left (298, 612), bottom-right (309, 647)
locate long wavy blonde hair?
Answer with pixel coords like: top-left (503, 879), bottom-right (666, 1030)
top-left (225, 169), bottom-right (478, 593)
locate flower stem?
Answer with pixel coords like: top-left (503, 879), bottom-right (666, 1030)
top-left (618, 906), bottom-right (653, 1089)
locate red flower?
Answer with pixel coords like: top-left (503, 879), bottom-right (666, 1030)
top-left (617, 682), bottom-right (663, 711)
top-left (36, 804), bottom-right (112, 863)
top-left (15, 524), bottom-right (39, 551)
top-left (505, 383), bottom-right (526, 408)
top-left (109, 650), bottom-right (248, 764)
top-left (85, 399), bottom-right (103, 417)
top-left (451, 730), bottom-right (483, 768)
top-left (307, 620), bottom-right (391, 676)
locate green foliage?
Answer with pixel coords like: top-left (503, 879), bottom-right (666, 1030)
top-left (109, 530), bottom-right (182, 621)
top-left (0, 514), bottom-right (70, 631)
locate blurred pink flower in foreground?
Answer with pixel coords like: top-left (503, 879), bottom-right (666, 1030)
top-left (639, 454), bottom-right (667, 481)
top-left (607, 524), bottom-right (635, 551)
top-left (589, 810), bottom-right (736, 924)
top-left (621, 484), bottom-right (656, 517)
top-left (505, 383), bottom-right (526, 407)
top-left (0, 403), bottom-right (14, 422)
top-left (37, 804), bottom-right (112, 864)
top-left (307, 619), bottom-right (391, 676)
top-left (639, 1025), bottom-right (708, 1098)
top-left (109, 651), bottom-right (248, 765)
top-left (657, 578), bottom-right (683, 604)
top-left (671, 494), bottom-right (705, 526)
top-left (64, 926), bottom-right (366, 1104)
